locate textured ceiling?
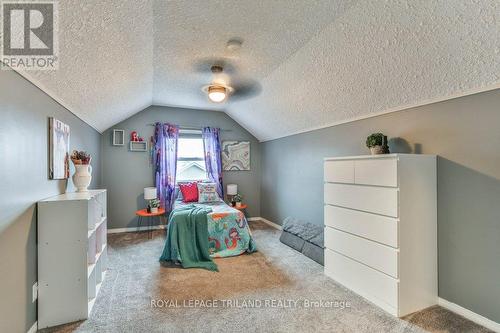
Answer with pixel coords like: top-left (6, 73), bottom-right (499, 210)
top-left (228, 0), bottom-right (500, 140)
top-left (15, 0), bottom-right (500, 140)
top-left (153, 0), bottom-right (353, 110)
top-left (17, 0), bottom-right (154, 131)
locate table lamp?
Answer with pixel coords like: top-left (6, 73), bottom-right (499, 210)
top-left (227, 184), bottom-right (237, 206)
top-left (144, 187), bottom-right (158, 213)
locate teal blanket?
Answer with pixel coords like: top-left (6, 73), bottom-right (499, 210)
top-left (159, 205), bottom-right (218, 271)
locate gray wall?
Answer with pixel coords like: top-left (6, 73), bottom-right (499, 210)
top-left (0, 70), bottom-right (101, 332)
top-left (261, 89), bottom-right (500, 323)
top-left (101, 105), bottom-right (261, 229)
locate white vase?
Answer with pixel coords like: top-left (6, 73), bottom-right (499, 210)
top-left (73, 164), bottom-right (92, 192)
top-left (236, 202), bottom-right (242, 208)
top-left (151, 207), bottom-right (158, 214)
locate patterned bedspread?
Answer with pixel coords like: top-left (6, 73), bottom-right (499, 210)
top-left (173, 200), bottom-right (257, 258)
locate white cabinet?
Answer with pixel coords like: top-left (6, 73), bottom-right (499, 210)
top-left (324, 154), bottom-right (437, 317)
top-left (38, 190), bottom-right (107, 329)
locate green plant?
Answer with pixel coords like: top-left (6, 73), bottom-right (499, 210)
top-left (366, 133), bottom-right (385, 148)
top-left (233, 194), bottom-right (243, 202)
top-left (149, 198), bottom-right (160, 208)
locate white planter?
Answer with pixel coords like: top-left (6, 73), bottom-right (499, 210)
top-left (370, 146), bottom-right (384, 155)
top-left (151, 207), bottom-right (158, 214)
top-left (236, 202), bottom-right (242, 208)
top-left (73, 164), bottom-right (92, 192)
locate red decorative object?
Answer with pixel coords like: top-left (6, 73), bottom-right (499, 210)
top-left (131, 131), bottom-right (145, 142)
top-left (179, 182), bottom-right (199, 203)
top-left (136, 208), bottom-right (166, 217)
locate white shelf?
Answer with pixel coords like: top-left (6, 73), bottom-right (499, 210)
top-left (87, 263), bottom-right (96, 278)
top-left (40, 189), bottom-right (107, 202)
top-left (96, 244), bottom-right (107, 262)
top-left (88, 217), bottom-right (107, 238)
top-left (38, 189), bottom-right (108, 329)
top-left (88, 244), bottom-right (107, 277)
top-left (88, 271), bottom-right (106, 315)
top-left (129, 141), bottom-right (148, 152)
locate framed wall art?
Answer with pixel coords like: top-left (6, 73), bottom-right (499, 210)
top-left (49, 117), bottom-right (70, 179)
top-left (222, 141), bottom-right (250, 171)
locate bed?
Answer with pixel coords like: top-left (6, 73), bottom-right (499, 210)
top-left (167, 197), bottom-right (257, 259)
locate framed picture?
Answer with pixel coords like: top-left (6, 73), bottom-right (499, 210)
top-left (49, 117), bottom-right (70, 179)
top-left (112, 129), bottom-right (125, 146)
top-left (222, 141), bottom-right (250, 171)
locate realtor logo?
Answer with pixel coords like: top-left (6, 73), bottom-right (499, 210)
top-left (1, 1), bottom-right (58, 70)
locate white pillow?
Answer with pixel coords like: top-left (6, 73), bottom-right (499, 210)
top-left (197, 182), bottom-right (219, 203)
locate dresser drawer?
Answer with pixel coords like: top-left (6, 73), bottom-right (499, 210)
top-left (324, 183), bottom-right (399, 217)
top-left (325, 227), bottom-right (399, 278)
top-left (354, 158), bottom-right (398, 187)
top-left (324, 205), bottom-right (398, 247)
top-left (325, 249), bottom-right (398, 312)
top-left (324, 160), bottom-right (354, 183)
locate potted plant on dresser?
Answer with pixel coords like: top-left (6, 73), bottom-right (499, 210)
top-left (366, 133), bottom-right (389, 155)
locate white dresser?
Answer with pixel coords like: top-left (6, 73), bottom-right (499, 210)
top-left (38, 190), bottom-right (107, 328)
top-left (323, 154), bottom-right (437, 317)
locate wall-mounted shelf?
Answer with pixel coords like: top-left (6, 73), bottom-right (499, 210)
top-left (130, 141), bottom-right (147, 152)
top-left (112, 129), bottom-right (125, 146)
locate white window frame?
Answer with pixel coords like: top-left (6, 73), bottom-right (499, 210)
top-left (176, 130), bottom-right (207, 182)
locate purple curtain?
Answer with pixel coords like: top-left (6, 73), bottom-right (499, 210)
top-left (202, 127), bottom-right (223, 198)
top-left (154, 123), bottom-right (179, 211)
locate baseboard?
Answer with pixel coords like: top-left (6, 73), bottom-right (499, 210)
top-left (248, 217), bottom-right (282, 230)
top-left (438, 298), bottom-right (500, 332)
top-left (108, 219), bottom-right (282, 234)
top-left (27, 321), bottom-right (37, 333)
top-left (107, 225), bottom-right (166, 234)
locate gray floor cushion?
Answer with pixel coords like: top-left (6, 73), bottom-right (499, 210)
top-left (280, 217), bottom-right (324, 265)
top-left (279, 231), bottom-right (305, 252)
top-left (302, 241), bottom-right (324, 265)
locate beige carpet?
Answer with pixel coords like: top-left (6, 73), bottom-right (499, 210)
top-left (41, 221), bottom-right (491, 333)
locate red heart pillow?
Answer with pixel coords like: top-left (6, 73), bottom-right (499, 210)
top-left (179, 182), bottom-right (198, 203)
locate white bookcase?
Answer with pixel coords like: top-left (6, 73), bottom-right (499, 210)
top-left (37, 190), bottom-right (107, 329)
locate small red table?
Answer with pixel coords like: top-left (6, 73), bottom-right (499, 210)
top-left (233, 204), bottom-right (247, 211)
top-left (135, 208), bottom-right (167, 239)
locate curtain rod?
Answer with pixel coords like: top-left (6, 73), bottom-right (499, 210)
top-left (146, 123), bottom-right (231, 132)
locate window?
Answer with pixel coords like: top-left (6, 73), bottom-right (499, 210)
top-left (176, 134), bottom-right (207, 182)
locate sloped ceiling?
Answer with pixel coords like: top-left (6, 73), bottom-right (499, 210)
top-left (19, 0), bottom-right (154, 131)
top-left (152, 0), bottom-right (353, 110)
top-left (16, 0), bottom-right (500, 141)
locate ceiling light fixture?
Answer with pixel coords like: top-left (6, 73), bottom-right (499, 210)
top-left (207, 85), bottom-right (227, 103)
